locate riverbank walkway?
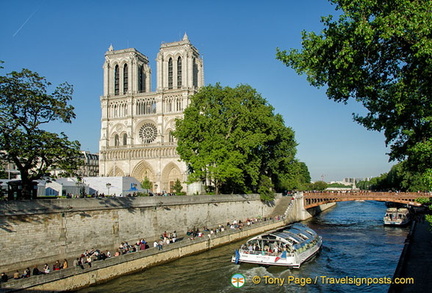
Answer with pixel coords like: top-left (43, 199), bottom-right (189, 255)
top-left (389, 218), bottom-right (432, 292)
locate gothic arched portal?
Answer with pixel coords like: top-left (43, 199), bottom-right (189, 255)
top-left (161, 162), bottom-right (182, 193)
top-left (107, 166), bottom-right (125, 177)
top-left (131, 161), bottom-right (156, 190)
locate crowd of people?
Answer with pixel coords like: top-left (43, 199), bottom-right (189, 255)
top-left (0, 215), bottom-right (285, 285)
top-left (2, 258), bottom-right (70, 282)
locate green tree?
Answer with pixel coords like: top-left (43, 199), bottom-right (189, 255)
top-left (277, 0), bottom-right (432, 174)
top-left (140, 176), bottom-right (153, 193)
top-left (173, 83), bottom-right (300, 200)
top-left (278, 161), bottom-right (311, 191)
top-left (257, 175), bottom-right (274, 202)
top-left (172, 178), bottom-right (183, 194)
top-left (356, 180), bottom-right (370, 190)
top-left (312, 181), bottom-right (328, 191)
top-left (0, 66), bottom-right (82, 199)
top-left (358, 162), bottom-right (431, 192)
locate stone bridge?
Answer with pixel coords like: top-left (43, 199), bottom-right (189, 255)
top-left (303, 192), bottom-right (431, 209)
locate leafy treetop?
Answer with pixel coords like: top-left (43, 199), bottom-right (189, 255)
top-left (277, 0), bottom-right (432, 173)
top-left (173, 83), bottom-right (305, 199)
top-left (0, 65), bottom-right (82, 198)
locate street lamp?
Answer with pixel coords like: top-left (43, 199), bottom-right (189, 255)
top-left (106, 183), bottom-right (111, 195)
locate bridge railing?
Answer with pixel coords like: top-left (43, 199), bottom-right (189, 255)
top-left (302, 192), bottom-right (431, 208)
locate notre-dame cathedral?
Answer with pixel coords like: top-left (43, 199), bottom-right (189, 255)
top-left (99, 34), bottom-right (204, 194)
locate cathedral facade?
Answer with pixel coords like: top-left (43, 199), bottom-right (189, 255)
top-left (99, 34), bottom-right (204, 194)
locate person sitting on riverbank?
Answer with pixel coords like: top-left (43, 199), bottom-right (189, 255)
top-left (86, 255), bottom-right (92, 268)
top-left (43, 264), bottom-right (50, 274)
top-left (138, 239), bottom-right (148, 250)
top-left (53, 260), bottom-right (61, 271)
top-left (21, 268), bottom-right (30, 278)
top-left (1, 272), bottom-right (8, 283)
top-left (73, 258), bottom-right (82, 269)
top-left (32, 265), bottom-right (41, 276)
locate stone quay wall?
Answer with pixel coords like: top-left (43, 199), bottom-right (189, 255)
top-left (0, 194), bottom-right (281, 273)
top-left (1, 219), bottom-right (286, 292)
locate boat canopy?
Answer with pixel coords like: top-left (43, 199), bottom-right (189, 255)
top-left (249, 223), bottom-right (318, 250)
top-left (273, 231), bottom-right (302, 244)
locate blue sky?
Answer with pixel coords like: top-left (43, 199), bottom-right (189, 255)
top-left (0, 0), bottom-right (395, 182)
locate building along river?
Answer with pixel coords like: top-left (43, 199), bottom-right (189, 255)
top-left (77, 200), bottom-right (408, 293)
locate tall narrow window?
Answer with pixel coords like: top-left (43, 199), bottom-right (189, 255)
top-left (167, 98), bottom-right (172, 112)
top-left (113, 104), bottom-right (118, 117)
top-left (123, 64), bottom-right (128, 94)
top-left (114, 65), bottom-right (119, 95)
top-left (177, 57), bottom-right (182, 88)
top-left (193, 59), bottom-right (198, 87)
top-left (168, 58), bottom-right (173, 89)
top-left (123, 133), bottom-right (127, 146)
top-left (138, 65), bottom-right (146, 93)
top-left (176, 97), bottom-right (182, 111)
top-left (169, 131), bottom-right (175, 143)
top-left (114, 134), bottom-right (120, 147)
top-left (123, 103), bottom-right (127, 116)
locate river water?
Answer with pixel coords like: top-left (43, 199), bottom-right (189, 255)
top-left (78, 200), bottom-right (408, 293)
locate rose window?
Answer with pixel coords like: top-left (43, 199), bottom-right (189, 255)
top-left (139, 123), bottom-right (157, 143)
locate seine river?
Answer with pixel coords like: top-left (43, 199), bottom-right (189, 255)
top-left (78, 201), bottom-right (408, 293)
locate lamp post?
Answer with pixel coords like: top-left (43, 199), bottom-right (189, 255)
top-left (106, 183), bottom-right (111, 196)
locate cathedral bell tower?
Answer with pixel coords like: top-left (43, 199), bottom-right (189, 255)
top-left (156, 33), bottom-right (204, 92)
top-left (99, 35), bottom-right (204, 195)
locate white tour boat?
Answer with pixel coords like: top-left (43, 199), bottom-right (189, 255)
top-left (383, 207), bottom-right (411, 226)
top-left (232, 223), bottom-right (322, 268)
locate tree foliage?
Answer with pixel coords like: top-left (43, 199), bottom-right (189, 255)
top-left (277, 161), bottom-right (311, 191)
top-left (172, 179), bottom-right (183, 194)
top-left (0, 66), bottom-right (82, 199)
top-left (277, 0), bottom-right (432, 173)
top-left (356, 161), bottom-right (431, 192)
top-left (311, 181), bottom-right (328, 191)
top-left (173, 83), bottom-right (303, 200)
top-left (140, 176), bottom-right (153, 193)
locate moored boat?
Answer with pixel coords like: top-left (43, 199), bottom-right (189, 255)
top-left (383, 207), bottom-right (411, 226)
top-left (231, 223), bottom-right (322, 268)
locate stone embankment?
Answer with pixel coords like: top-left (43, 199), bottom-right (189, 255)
top-left (0, 194), bottom-right (279, 273)
top-left (389, 216), bottom-right (432, 292)
top-left (0, 193), bottom-right (333, 292)
top-left (1, 217), bottom-right (286, 292)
